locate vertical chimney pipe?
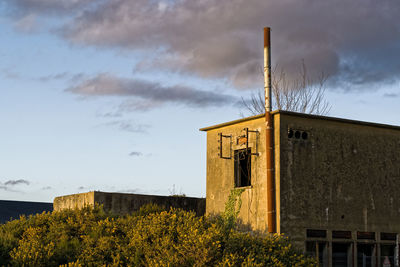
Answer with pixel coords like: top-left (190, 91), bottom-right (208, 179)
top-left (264, 27), bottom-right (276, 233)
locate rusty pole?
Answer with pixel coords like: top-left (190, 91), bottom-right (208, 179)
top-left (264, 27), bottom-right (276, 233)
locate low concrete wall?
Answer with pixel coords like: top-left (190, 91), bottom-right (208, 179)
top-left (54, 192), bottom-right (95, 211)
top-left (54, 191), bottom-right (206, 216)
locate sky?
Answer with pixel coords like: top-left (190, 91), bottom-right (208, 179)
top-left (0, 0), bottom-right (399, 202)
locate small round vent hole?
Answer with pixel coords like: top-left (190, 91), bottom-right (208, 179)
top-left (288, 129), bottom-right (294, 138)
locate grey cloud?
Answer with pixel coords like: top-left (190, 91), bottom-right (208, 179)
top-left (384, 93), bottom-right (398, 98)
top-left (101, 120), bottom-right (151, 134)
top-left (37, 72), bottom-right (86, 83)
top-left (0, 179), bottom-right (30, 191)
top-left (4, 179), bottom-right (30, 186)
top-left (129, 151), bottom-right (143, 157)
top-left (1, 68), bottom-right (23, 80)
top-left (37, 72), bottom-right (69, 82)
top-left (41, 186), bottom-right (52, 190)
top-left (96, 111), bottom-right (123, 118)
top-left (0, 68), bottom-right (86, 83)
top-left (118, 99), bottom-right (163, 112)
top-left (60, 0), bottom-right (400, 90)
top-left (66, 73), bottom-right (236, 109)
top-left (7, 0), bottom-right (96, 15)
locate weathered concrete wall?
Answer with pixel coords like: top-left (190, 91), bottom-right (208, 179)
top-left (54, 192), bottom-right (95, 211)
top-left (94, 192), bottom-right (205, 216)
top-left (202, 111), bottom-right (400, 245)
top-left (54, 191), bottom-right (205, 216)
top-left (278, 112), bottom-right (400, 246)
top-left (203, 115), bottom-right (280, 231)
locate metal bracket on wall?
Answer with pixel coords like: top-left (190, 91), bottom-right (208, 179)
top-left (244, 128), bottom-right (259, 156)
top-left (218, 133), bottom-right (232, 159)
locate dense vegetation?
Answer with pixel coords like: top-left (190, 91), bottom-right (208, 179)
top-left (0, 203), bottom-right (316, 266)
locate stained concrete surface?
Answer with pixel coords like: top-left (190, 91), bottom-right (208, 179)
top-left (54, 191), bottom-right (206, 216)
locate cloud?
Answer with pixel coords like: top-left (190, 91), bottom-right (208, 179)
top-left (37, 72), bottom-right (86, 83)
top-left (4, 179), bottom-right (30, 186)
top-left (1, 68), bottom-right (23, 80)
top-left (0, 185), bottom-right (8, 191)
top-left (55, 0), bottom-right (400, 90)
top-left (7, 0), bottom-right (95, 16)
top-left (129, 151), bottom-right (143, 157)
top-left (5, 0), bottom-right (400, 91)
top-left (37, 72), bottom-right (70, 82)
top-left (100, 120), bottom-right (151, 133)
top-left (96, 111), bottom-right (122, 118)
top-left (0, 179), bottom-right (30, 191)
top-left (0, 68), bottom-right (86, 83)
top-left (383, 93), bottom-right (398, 98)
top-left (41, 186), bottom-right (52, 190)
top-left (13, 13), bottom-right (38, 33)
top-left (66, 73), bottom-right (237, 109)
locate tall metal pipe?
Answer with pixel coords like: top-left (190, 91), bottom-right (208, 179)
top-left (264, 27), bottom-right (276, 233)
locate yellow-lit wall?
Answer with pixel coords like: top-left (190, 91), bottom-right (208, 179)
top-left (204, 115), bottom-right (281, 232)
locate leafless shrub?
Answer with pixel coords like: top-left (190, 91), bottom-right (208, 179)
top-left (241, 61), bottom-right (331, 116)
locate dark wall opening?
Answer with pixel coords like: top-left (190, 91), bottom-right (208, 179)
top-left (234, 148), bottom-right (251, 187)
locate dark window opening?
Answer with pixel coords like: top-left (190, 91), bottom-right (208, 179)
top-left (234, 148), bottom-right (251, 187)
top-left (381, 245), bottom-right (395, 267)
top-left (306, 241), bottom-right (317, 257)
top-left (306, 241), bottom-right (328, 267)
top-left (357, 243), bottom-right (375, 267)
top-left (357, 231), bottom-right (375, 240)
top-left (307, 229), bottom-right (327, 238)
top-left (381, 232), bottom-right (397, 241)
top-left (333, 230), bottom-right (352, 239)
top-left (332, 243), bottom-right (351, 267)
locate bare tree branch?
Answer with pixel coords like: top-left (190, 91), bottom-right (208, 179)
top-left (241, 61), bottom-right (331, 116)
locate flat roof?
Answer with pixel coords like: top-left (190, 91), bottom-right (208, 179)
top-left (0, 200), bottom-right (52, 224)
top-left (199, 110), bottom-right (400, 132)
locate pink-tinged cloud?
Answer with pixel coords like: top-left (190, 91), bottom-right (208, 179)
top-left (66, 73), bottom-right (237, 109)
top-left (59, 0), bottom-right (400, 89)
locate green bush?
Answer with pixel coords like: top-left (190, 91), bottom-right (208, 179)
top-left (0, 204), bottom-right (316, 266)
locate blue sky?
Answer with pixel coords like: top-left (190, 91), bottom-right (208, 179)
top-left (0, 0), bottom-right (399, 202)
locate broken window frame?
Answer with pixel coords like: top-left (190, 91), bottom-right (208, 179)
top-left (244, 128), bottom-right (259, 156)
top-left (234, 148), bottom-right (252, 187)
top-left (237, 128), bottom-right (259, 156)
top-left (218, 133), bottom-right (232, 159)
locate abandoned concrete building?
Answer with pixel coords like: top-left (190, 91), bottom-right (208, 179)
top-left (200, 110), bottom-right (400, 267)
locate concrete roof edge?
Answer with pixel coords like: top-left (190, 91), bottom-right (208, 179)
top-left (93, 191), bottom-right (205, 199)
top-left (200, 110), bottom-right (400, 131)
top-left (53, 191), bottom-right (95, 201)
top-left (0, 199), bottom-right (52, 204)
top-left (199, 114), bottom-right (265, 131)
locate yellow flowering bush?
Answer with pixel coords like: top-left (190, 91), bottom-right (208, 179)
top-left (0, 204), bottom-right (316, 266)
